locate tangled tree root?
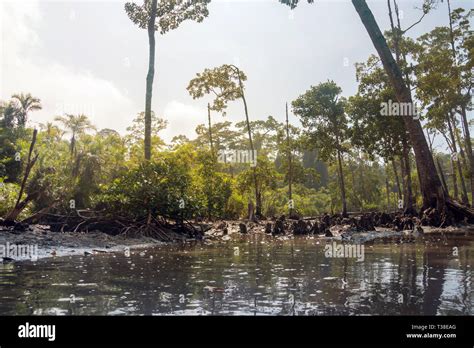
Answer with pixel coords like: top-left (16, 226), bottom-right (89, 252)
top-left (1, 210), bottom-right (204, 242)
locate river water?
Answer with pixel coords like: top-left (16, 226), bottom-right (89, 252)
top-left (0, 234), bottom-right (472, 315)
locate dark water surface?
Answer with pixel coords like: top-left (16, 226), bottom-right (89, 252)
top-left (0, 234), bottom-right (472, 315)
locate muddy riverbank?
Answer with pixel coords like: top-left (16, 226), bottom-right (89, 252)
top-left (0, 225), bottom-right (163, 261)
top-left (1, 215), bottom-right (473, 262)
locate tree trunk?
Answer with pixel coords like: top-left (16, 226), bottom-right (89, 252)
top-left (392, 159), bottom-right (402, 201)
top-left (446, 113), bottom-right (459, 200)
top-left (350, 162), bottom-right (363, 211)
top-left (70, 133), bottom-right (76, 156)
top-left (401, 139), bottom-right (415, 214)
top-left (460, 106), bottom-right (474, 204)
top-left (207, 103), bottom-right (214, 154)
top-left (436, 157), bottom-right (449, 197)
top-left (336, 149), bottom-right (347, 217)
top-left (286, 102), bottom-right (293, 216)
top-left (237, 69), bottom-right (260, 217)
top-left (450, 157), bottom-right (459, 200)
top-left (256, 190), bottom-right (262, 219)
top-left (359, 155), bottom-right (365, 201)
top-left (447, 112), bottom-right (469, 204)
top-left (352, 0), bottom-right (446, 213)
top-left (456, 158), bottom-right (469, 205)
top-left (144, 0), bottom-right (157, 161)
top-left (454, 125), bottom-right (471, 206)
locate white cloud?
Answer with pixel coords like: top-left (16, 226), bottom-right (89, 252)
top-left (0, 0), bottom-right (137, 133)
top-left (161, 100), bottom-right (206, 142)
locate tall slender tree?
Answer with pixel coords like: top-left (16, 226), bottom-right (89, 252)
top-left (286, 102), bottom-right (293, 216)
top-left (188, 64), bottom-right (262, 217)
top-left (125, 0), bottom-right (210, 160)
top-left (292, 81), bottom-right (349, 217)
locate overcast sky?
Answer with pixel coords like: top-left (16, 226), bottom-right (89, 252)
top-left (1, 0), bottom-right (472, 151)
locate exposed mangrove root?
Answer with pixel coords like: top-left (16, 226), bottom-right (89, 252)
top-left (0, 209), bottom-right (204, 242)
top-left (2, 198), bottom-right (473, 242)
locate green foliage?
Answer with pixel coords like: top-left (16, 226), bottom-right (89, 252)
top-left (0, 126), bottom-right (23, 182)
top-left (126, 111), bottom-right (167, 161)
top-left (124, 0), bottom-right (210, 35)
top-left (224, 191), bottom-right (246, 218)
top-left (2, 4), bottom-right (472, 221)
top-left (236, 155), bottom-right (277, 200)
top-left (193, 150), bottom-right (232, 218)
top-left (187, 64), bottom-right (246, 113)
top-left (10, 93), bottom-right (42, 127)
top-left (0, 180), bottom-right (20, 217)
top-left (54, 114), bottom-right (95, 156)
top-left (126, 111), bottom-right (167, 144)
top-left (292, 80), bottom-right (349, 161)
top-left (97, 144), bottom-right (198, 219)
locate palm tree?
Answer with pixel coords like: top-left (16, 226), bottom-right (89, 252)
top-left (54, 114), bottom-right (95, 156)
top-left (11, 93), bottom-right (42, 127)
top-left (39, 122), bottom-right (63, 142)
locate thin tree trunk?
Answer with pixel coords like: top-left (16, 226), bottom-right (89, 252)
top-left (451, 157), bottom-right (459, 200)
top-left (455, 126), bottom-right (469, 171)
top-left (454, 126), bottom-right (471, 206)
top-left (446, 112), bottom-right (459, 200)
top-left (456, 158), bottom-right (469, 205)
top-left (447, 112), bottom-right (469, 204)
top-left (337, 149), bottom-right (347, 217)
top-left (286, 102), bottom-right (293, 216)
top-left (426, 129), bottom-right (436, 155)
top-left (70, 133), bottom-right (76, 156)
top-left (392, 159), bottom-right (402, 201)
top-left (144, 0), bottom-right (157, 161)
top-left (352, 0), bottom-right (446, 213)
top-left (207, 103), bottom-right (214, 219)
top-left (436, 158), bottom-right (449, 197)
top-left (207, 103), bottom-right (214, 154)
top-left (460, 106), bottom-right (474, 204)
top-left (350, 162), bottom-right (363, 211)
top-left (237, 71), bottom-right (260, 217)
top-left (401, 139), bottom-right (415, 214)
top-left (359, 155), bottom-right (365, 201)
top-left (387, 0), bottom-right (400, 62)
top-left (386, 177), bottom-right (391, 212)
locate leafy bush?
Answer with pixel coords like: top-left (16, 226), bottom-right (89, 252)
top-left (96, 146), bottom-right (198, 220)
top-left (0, 180), bottom-right (21, 217)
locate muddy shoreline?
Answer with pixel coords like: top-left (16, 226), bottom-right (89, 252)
top-left (0, 225), bottom-right (162, 261)
top-left (1, 214), bottom-right (473, 262)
